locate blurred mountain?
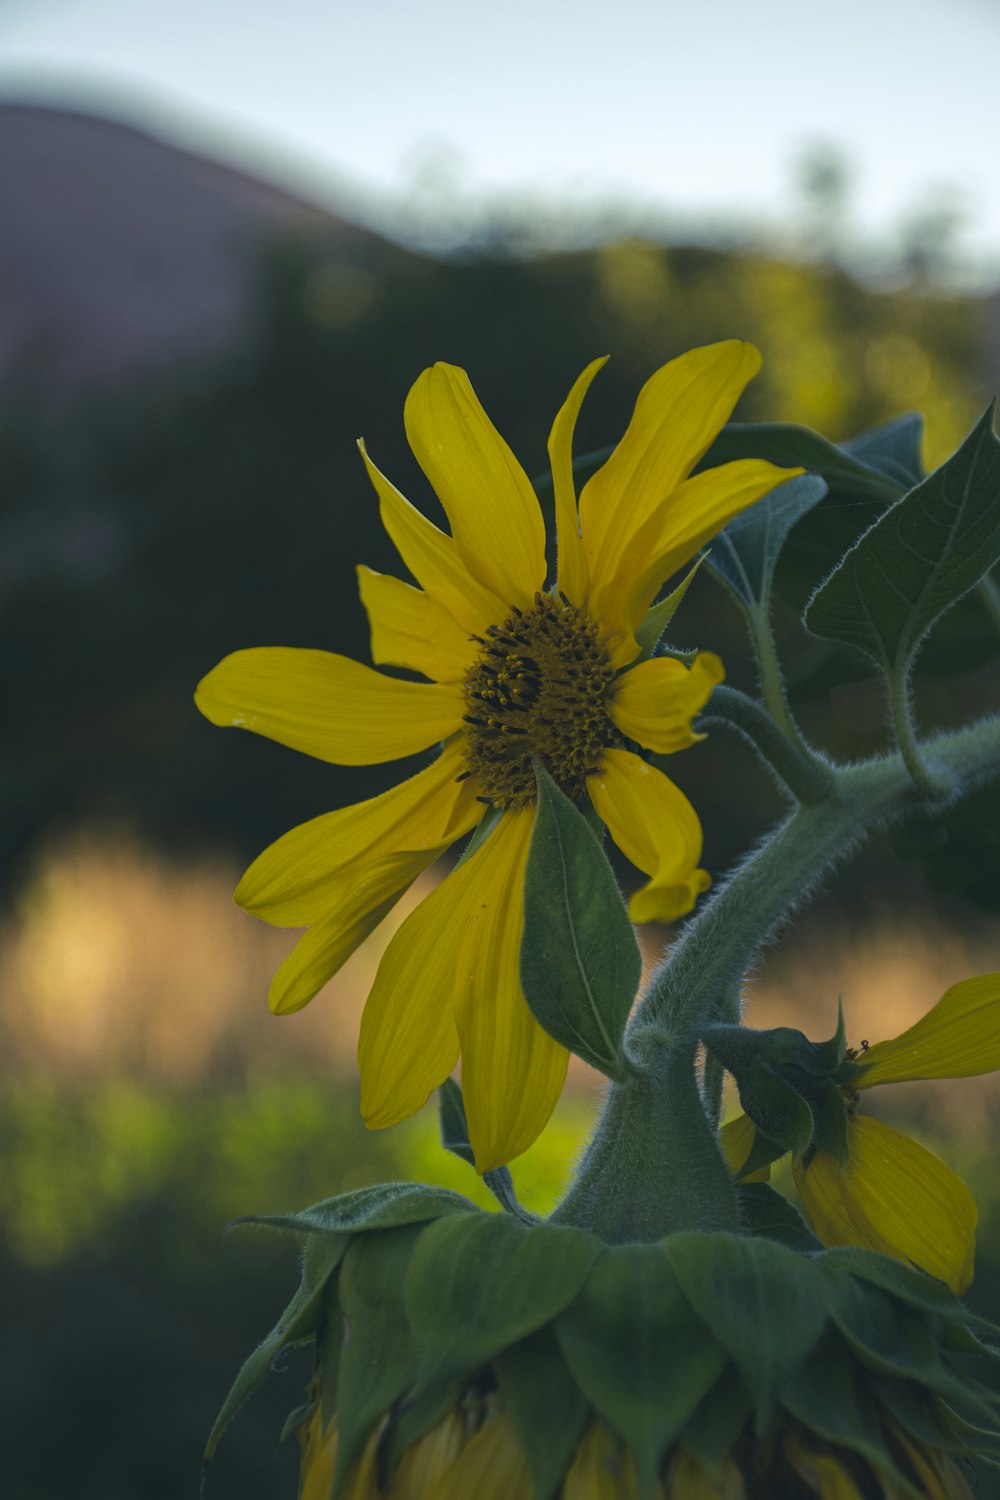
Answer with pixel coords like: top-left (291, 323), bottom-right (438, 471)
top-left (0, 100), bottom-right (380, 387)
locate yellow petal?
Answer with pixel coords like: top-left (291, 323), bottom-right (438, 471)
top-left (299, 1413), bottom-right (338, 1500)
top-left (236, 740), bottom-right (480, 925)
top-left (890, 1425), bottom-right (974, 1500)
top-left (404, 363), bottom-right (547, 609)
top-left (454, 812), bottom-right (569, 1171)
top-left (428, 1410), bottom-right (531, 1500)
top-left (269, 890), bottom-right (405, 1016)
top-left (855, 973), bottom-right (1000, 1087)
top-left (195, 647), bottom-right (463, 765)
top-left (356, 565), bottom-right (475, 682)
top-left (784, 1425), bottom-right (865, 1500)
top-left (588, 748), bottom-right (710, 924)
top-left (359, 439), bottom-right (505, 635)
top-left (717, 1113), bottom-right (770, 1183)
top-left (593, 460), bottom-right (800, 666)
top-left (794, 1116), bottom-right (977, 1295)
top-left (392, 1407), bottom-right (468, 1494)
top-left (610, 652), bottom-right (724, 755)
top-left (580, 342), bottom-right (762, 603)
top-left (358, 811), bottom-right (544, 1140)
top-left (664, 1448), bottom-right (742, 1499)
top-left (563, 1423), bottom-right (650, 1500)
top-left (549, 357), bottom-right (608, 606)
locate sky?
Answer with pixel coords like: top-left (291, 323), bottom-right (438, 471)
top-left (0, 0), bottom-right (997, 275)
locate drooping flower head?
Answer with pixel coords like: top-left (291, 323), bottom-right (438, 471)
top-left (196, 342), bottom-right (801, 1170)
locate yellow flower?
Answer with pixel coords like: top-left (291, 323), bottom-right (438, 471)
top-left (196, 342), bottom-right (799, 1171)
top-left (724, 974), bottom-right (1000, 1294)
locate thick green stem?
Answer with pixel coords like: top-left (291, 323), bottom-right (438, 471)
top-left (699, 685), bottom-right (834, 804)
top-left (553, 714), bottom-right (1000, 1239)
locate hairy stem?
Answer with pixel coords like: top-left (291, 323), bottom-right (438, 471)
top-left (699, 685), bottom-right (834, 805)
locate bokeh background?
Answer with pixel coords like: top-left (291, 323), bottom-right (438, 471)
top-left (1, 3), bottom-right (998, 1496)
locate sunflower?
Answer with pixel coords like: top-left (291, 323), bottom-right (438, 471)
top-left (196, 341), bottom-right (800, 1171)
top-left (722, 974), bottom-right (1000, 1293)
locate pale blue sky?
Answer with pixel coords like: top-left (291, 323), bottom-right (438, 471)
top-left (0, 0), bottom-right (997, 270)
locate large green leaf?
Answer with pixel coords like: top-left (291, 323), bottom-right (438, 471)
top-left (204, 1233), bottom-right (347, 1462)
top-left (701, 422), bottom-right (904, 502)
top-left (520, 765), bottom-right (641, 1077)
top-left (247, 1181), bottom-right (478, 1237)
top-left (404, 1213), bottom-right (602, 1393)
top-left (841, 412), bottom-right (924, 487)
top-left (804, 406), bottom-right (1000, 680)
top-left (664, 1232), bottom-right (828, 1430)
top-left (704, 474), bottom-right (827, 613)
top-left (555, 1244), bottom-right (728, 1500)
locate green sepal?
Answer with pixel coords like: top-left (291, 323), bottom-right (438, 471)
top-left (204, 1233), bottom-right (347, 1462)
top-left (804, 404), bottom-right (1000, 681)
top-left (778, 1333), bottom-right (915, 1491)
top-left (634, 558), bottom-right (705, 662)
top-left (701, 1021), bottom-right (833, 1079)
top-left (493, 1325), bottom-right (590, 1500)
top-left (404, 1212), bottom-right (602, 1394)
top-left (818, 1246), bottom-right (995, 1331)
top-left (807, 1077), bottom-right (851, 1167)
top-left (663, 1231), bottom-right (828, 1432)
top-left (278, 1399), bottom-right (315, 1447)
top-left (703, 1022), bottom-right (852, 1159)
top-left (456, 806), bottom-right (503, 866)
top-left (248, 1181), bottom-right (479, 1237)
top-left (316, 1275), bottom-right (343, 1427)
top-left (841, 412), bottom-right (924, 487)
top-left (555, 1243), bottom-right (728, 1500)
top-left (332, 1224), bottom-right (427, 1495)
top-left (809, 998), bottom-right (849, 1074)
top-left (520, 764), bottom-right (641, 1078)
top-left (735, 1183), bottom-right (822, 1252)
top-left (437, 1079), bottom-right (534, 1222)
top-left (731, 1128), bottom-right (788, 1183)
top-left (678, 1364), bottom-right (753, 1477)
top-left (704, 473), bottom-right (827, 616)
top-left (873, 1374), bottom-right (1000, 1466)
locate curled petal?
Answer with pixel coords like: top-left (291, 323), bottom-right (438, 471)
top-left (404, 363), bottom-right (547, 609)
top-left (269, 892), bottom-right (402, 1017)
top-left (855, 973), bottom-right (1000, 1088)
top-left (429, 1411), bottom-right (531, 1500)
top-left (549, 357), bottom-right (608, 607)
top-left (195, 647), bottom-right (463, 765)
top-left (794, 1116), bottom-right (976, 1295)
top-left (588, 748), bottom-right (709, 924)
top-left (356, 565), bottom-right (475, 683)
top-left (718, 1112), bottom-right (771, 1183)
top-left (610, 652), bottom-right (724, 755)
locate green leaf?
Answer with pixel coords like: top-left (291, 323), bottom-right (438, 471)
top-left (735, 1184), bottom-right (822, 1252)
top-left (555, 1244), bottom-right (728, 1500)
top-left (248, 1181), bottom-right (478, 1237)
top-left (333, 1224), bottom-right (427, 1493)
top-left (664, 1232), bottom-right (828, 1431)
top-left (520, 764), bottom-right (641, 1077)
top-left (700, 422), bottom-right (905, 503)
top-left (404, 1213), bottom-right (602, 1393)
top-left (704, 474), bottom-right (827, 613)
top-left (804, 405), bottom-right (1000, 682)
top-left (493, 1325), bottom-right (590, 1500)
top-left (841, 413), bottom-right (924, 487)
top-left (204, 1233), bottom-right (347, 1461)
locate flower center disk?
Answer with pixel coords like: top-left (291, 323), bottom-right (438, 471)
top-left (462, 593), bottom-right (618, 808)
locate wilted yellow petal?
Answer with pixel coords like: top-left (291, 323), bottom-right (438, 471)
top-left (588, 748), bottom-right (710, 923)
top-left (855, 973), bottom-right (1000, 1087)
top-left (236, 739), bottom-right (481, 925)
top-left (195, 647), bottom-right (463, 765)
top-left (392, 1407), bottom-right (468, 1495)
top-left (717, 1113), bottom-right (770, 1183)
top-left (359, 438), bottom-right (505, 635)
top-left (610, 652), bottom-right (724, 755)
top-left (784, 1425), bottom-right (865, 1499)
top-left (563, 1424), bottom-right (649, 1500)
top-left (795, 1116), bottom-right (977, 1294)
top-left (580, 341), bottom-right (762, 605)
top-left (359, 810), bottom-right (553, 1150)
top-left (549, 357), bottom-right (608, 607)
top-left (429, 1411), bottom-right (531, 1500)
top-left (356, 565), bottom-right (475, 682)
top-left (405, 363), bottom-right (547, 610)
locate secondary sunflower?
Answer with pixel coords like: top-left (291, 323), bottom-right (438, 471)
top-left (196, 341), bottom-right (800, 1171)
